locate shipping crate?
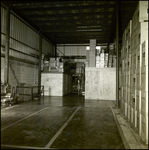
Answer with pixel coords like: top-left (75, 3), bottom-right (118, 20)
top-left (89, 56), bottom-right (96, 67)
top-left (136, 90), bottom-right (142, 131)
top-left (141, 91), bottom-right (148, 117)
top-left (140, 114), bottom-right (148, 144)
top-left (141, 70), bottom-right (148, 92)
top-left (139, 1), bottom-right (148, 22)
top-left (141, 40), bottom-right (148, 68)
top-left (90, 39), bottom-right (96, 46)
top-left (125, 20), bottom-right (132, 40)
top-left (140, 22), bottom-right (148, 45)
top-left (90, 45), bottom-right (96, 51)
top-left (127, 104), bottom-right (131, 121)
top-left (136, 72), bottom-right (141, 90)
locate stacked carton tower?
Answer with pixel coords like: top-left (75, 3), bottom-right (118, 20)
top-left (100, 50), bottom-right (104, 68)
top-left (86, 39), bottom-right (115, 68)
top-left (96, 49), bottom-right (100, 68)
top-left (89, 39), bottom-right (96, 67)
top-left (120, 1), bottom-right (148, 144)
top-left (104, 53), bottom-right (108, 67)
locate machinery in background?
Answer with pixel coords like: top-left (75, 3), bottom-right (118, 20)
top-left (1, 82), bottom-right (19, 106)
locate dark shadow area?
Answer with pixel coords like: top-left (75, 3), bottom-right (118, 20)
top-left (62, 93), bottom-right (85, 107)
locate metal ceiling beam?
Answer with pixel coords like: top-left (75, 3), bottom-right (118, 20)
top-left (42, 27), bottom-right (110, 32)
top-left (33, 18), bottom-right (113, 25)
top-left (22, 11), bottom-right (115, 18)
top-left (11, 1), bottom-right (115, 6)
top-left (50, 33), bottom-right (109, 36)
top-left (12, 4), bottom-right (115, 11)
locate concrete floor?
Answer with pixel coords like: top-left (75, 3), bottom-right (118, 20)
top-left (1, 94), bottom-right (147, 149)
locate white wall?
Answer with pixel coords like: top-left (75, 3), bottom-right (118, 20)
top-left (85, 67), bottom-right (116, 100)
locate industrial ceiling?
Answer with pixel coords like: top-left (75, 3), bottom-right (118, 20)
top-left (1, 1), bottom-right (138, 46)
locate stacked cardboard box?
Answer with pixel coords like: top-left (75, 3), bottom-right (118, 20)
top-left (100, 50), bottom-right (104, 68)
top-left (89, 39), bottom-right (96, 67)
top-left (85, 50), bottom-right (89, 67)
top-left (140, 40), bottom-right (148, 144)
top-left (43, 61), bottom-right (49, 72)
top-left (104, 53), bottom-right (108, 67)
top-left (108, 55), bottom-right (112, 67)
top-left (120, 1), bottom-right (148, 144)
top-left (59, 62), bottom-right (64, 72)
top-left (76, 62), bottom-right (84, 74)
top-left (96, 55), bottom-right (100, 68)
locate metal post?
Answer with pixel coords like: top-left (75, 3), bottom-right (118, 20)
top-left (4, 6), bottom-right (10, 84)
top-left (38, 33), bottom-right (42, 94)
top-left (55, 34), bottom-right (57, 59)
top-left (116, 2), bottom-right (120, 108)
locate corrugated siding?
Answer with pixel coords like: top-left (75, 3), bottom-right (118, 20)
top-left (57, 46), bottom-right (65, 56)
top-left (1, 6), bottom-right (54, 62)
top-left (9, 13), bottom-right (39, 63)
top-left (42, 38), bottom-right (54, 55)
top-left (57, 46), bottom-right (86, 56)
top-left (1, 7), bottom-right (6, 46)
top-left (74, 59), bottom-right (86, 63)
top-left (1, 7), bottom-right (6, 34)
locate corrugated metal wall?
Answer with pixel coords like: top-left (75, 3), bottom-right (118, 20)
top-left (1, 5), bottom-right (54, 61)
top-left (9, 12), bottom-right (39, 62)
top-left (1, 5), bottom-right (54, 92)
top-left (42, 38), bottom-right (54, 56)
top-left (57, 45), bottom-right (86, 56)
top-left (1, 7), bottom-right (6, 47)
top-left (57, 45), bottom-right (86, 62)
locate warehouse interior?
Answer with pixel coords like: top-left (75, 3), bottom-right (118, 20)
top-left (1, 1), bottom-right (148, 149)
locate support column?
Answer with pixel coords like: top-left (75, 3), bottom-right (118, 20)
top-left (4, 6), bottom-right (10, 84)
top-left (38, 33), bottom-right (42, 94)
top-left (116, 2), bottom-right (120, 108)
top-left (55, 34), bottom-right (57, 60)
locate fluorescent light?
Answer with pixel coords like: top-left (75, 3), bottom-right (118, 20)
top-left (76, 29), bottom-right (102, 32)
top-left (86, 46), bottom-right (90, 50)
top-left (96, 46), bottom-right (101, 50)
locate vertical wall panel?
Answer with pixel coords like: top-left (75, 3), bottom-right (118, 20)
top-left (42, 38), bottom-right (54, 55)
top-left (1, 7), bottom-right (6, 45)
top-left (1, 7), bottom-right (6, 34)
top-left (57, 45), bottom-right (86, 56)
top-left (1, 5), bottom-right (54, 91)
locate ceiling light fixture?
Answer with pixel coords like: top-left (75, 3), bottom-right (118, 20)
top-left (76, 29), bottom-right (102, 32)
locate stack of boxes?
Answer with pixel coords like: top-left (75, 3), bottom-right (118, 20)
top-left (140, 40), bottom-right (148, 143)
top-left (76, 62), bottom-right (84, 74)
top-left (43, 57), bottom-right (64, 72)
top-left (43, 60), bottom-right (49, 72)
top-left (59, 62), bottom-right (64, 72)
top-left (108, 55), bottom-right (112, 67)
top-left (85, 48), bottom-right (89, 67)
top-left (113, 55), bottom-right (116, 67)
top-left (120, 1), bottom-right (148, 144)
top-left (100, 50), bottom-right (104, 68)
top-left (49, 58), bottom-right (56, 71)
top-left (104, 53), bottom-right (108, 67)
top-left (41, 53), bottom-right (45, 71)
top-left (89, 39), bottom-right (96, 67)
top-left (96, 55), bottom-right (100, 68)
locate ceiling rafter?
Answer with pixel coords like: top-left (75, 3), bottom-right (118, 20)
top-left (1, 1), bottom-right (138, 45)
top-left (12, 4), bottom-right (115, 11)
top-left (22, 11), bottom-right (115, 18)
